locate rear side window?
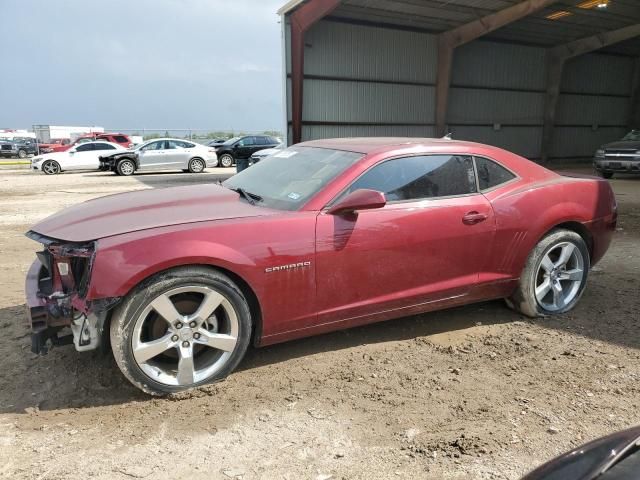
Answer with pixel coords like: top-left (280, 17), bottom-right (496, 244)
top-left (94, 143), bottom-right (116, 150)
top-left (346, 155), bottom-right (476, 202)
top-left (113, 135), bottom-right (129, 143)
top-left (256, 136), bottom-right (270, 145)
top-left (475, 156), bottom-right (516, 191)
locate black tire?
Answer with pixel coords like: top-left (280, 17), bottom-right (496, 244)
top-left (110, 266), bottom-right (252, 396)
top-left (42, 160), bottom-right (61, 175)
top-left (219, 154), bottom-right (234, 168)
top-left (117, 158), bottom-right (136, 176)
top-left (188, 157), bottom-right (205, 173)
top-left (18, 149), bottom-right (27, 159)
top-left (507, 229), bottom-right (590, 318)
top-left (601, 171), bottom-right (614, 179)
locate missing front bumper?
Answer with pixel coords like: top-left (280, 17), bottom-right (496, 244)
top-left (25, 258), bottom-right (118, 354)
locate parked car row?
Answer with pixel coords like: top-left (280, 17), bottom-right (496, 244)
top-left (30, 134), bottom-right (282, 175)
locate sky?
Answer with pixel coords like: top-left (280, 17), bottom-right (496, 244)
top-left (0, 0), bottom-right (285, 133)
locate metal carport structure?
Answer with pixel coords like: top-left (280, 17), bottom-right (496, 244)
top-left (278, 0), bottom-right (640, 161)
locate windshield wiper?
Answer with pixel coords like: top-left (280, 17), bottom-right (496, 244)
top-left (228, 187), bottom-right (262, 205)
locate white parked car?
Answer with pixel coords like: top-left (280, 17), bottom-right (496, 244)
top-left (31, 141), bottom-right (125, 175)
top-left (249, 144), bottom-right (284, 165)
top-left (98, 138), bottom-right (219, 175)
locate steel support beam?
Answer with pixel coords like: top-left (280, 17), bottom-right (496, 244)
top-left (290, 0), bottom-right (341, 144)
top-left (435, 0), bottom-right (559, 137)
top-left (541, 24), bottom-right (640, 162)
top-left (628, 56), bottom-right (640, 130)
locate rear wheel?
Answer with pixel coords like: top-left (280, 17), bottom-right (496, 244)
top-left (42, 160), bottom-right (61, 175)
top-left (117, 159), bottom-right (135, 176)
top-left (508, 229), bottom-right (589, 317)
top-left (110, 266), bottom-right (252, 396)
top-left (188, 157), bottom-right (205, 173)
top-left (219, 154), bottom-right (234, 168)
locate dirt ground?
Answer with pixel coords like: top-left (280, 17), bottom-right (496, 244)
top-left (0, 167), bottom-right (638, 480)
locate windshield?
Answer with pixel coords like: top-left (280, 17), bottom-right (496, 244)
top-left (622, 130), bottom-right (640, 141)
top-left (223, 146), bottom-right (363, 211)
top-left (222, 136), bottom-right (241, 146)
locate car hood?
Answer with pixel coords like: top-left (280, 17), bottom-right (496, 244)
top-left (602, 140), bottom-right (640, 150)
top-left (29, 184), bottom-right (278, 242)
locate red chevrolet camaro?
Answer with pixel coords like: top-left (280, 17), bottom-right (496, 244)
top-left (25, 138), bottom-right (617, 395)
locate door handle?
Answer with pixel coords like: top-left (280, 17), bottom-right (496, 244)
top-left (462, 211), bottom-right (488, 225)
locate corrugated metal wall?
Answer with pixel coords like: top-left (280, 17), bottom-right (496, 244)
top-left (554, 53), bottom-right (635, 158)
top-left (286, 18), bottom-right (635, 160)
top-left (291, 20), bottom-right (438, 143)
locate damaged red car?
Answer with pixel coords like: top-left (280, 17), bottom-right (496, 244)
top-left (25, 138), bottom-right (617, 395)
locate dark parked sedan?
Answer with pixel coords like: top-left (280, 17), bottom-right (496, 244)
top-left (214, 135), bottom-right (280, 167)
top-left (593, 130), bottom-right (640, 179)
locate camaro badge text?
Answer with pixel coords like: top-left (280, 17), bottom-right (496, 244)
top-left (265, 261), bottom-right (311, 273)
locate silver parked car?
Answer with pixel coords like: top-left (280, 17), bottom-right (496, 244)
top-left (98, 138), bottom-right (218, 176)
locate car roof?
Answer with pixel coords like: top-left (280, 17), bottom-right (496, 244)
top-left (297, 137), bottom-right (488, 154)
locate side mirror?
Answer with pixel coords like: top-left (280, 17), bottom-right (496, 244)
top-left (327, 189), bottom-right (386, 215)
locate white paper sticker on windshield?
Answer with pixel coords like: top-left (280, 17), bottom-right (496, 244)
top-left (287, 192), bottom-right (301, 200)
top-left (274, 151), bottom-right (297, 158)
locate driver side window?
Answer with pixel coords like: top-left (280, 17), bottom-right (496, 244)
top-left (346, 155), bottom-right (476, 202)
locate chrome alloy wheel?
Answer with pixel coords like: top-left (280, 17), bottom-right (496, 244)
top-left (534, 241), bottom-right (585, 312)
top-left (120, 161), bottom-right (135, 175)
top-left (190, 158), bottom-right (205, 172)
top-left (42, 160), bottom-right (60, 174)
top-left (131, 286), bottom-right (239, 387)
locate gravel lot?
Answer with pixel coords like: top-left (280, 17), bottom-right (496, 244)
top-left (0, 167), bottom-right (638, 480)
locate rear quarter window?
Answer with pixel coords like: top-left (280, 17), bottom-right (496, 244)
top-left (475, 156), bottom-right (516, 191)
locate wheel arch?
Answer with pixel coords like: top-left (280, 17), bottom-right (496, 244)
top-left (537, 221), bottom-right (594, 261)
top-left (99, 262), bottom-right (264, 351)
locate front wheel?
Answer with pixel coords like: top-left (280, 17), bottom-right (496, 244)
top-left (110, 266), bottom-right (252, 396)
top-left (18, 149), bottom-right (27, 159)
top-left (219, 154), bottom-right (234, 168)
top-left (42, 160), bottom-right (61, 175)
top-left (508, 229), bottom-right (589, 317)
top-left (117, 159), bottom-right (135, 176)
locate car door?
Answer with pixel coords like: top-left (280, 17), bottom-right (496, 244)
top-left (138, 140), bottom-right (167, 170)
top-left (234, 136), bottom-right (254, 159)
top-left (314, 154), bottom-right (496, 326)
top-left (167, 140), bottom-right (191, 168)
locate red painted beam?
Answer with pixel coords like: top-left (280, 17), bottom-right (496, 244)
top-left (290, 0), bottom-right (341, 144)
